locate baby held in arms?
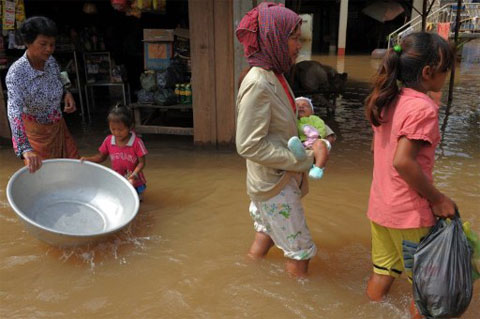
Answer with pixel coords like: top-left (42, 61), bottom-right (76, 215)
top-left (288, 97), bottom-right (335, 179)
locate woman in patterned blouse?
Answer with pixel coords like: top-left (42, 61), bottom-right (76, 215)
top-left (6, 16), bottom-right (79, 173)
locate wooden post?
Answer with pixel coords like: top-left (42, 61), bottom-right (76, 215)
top-left (189, 0), bottom-right (217, 145)
top-left (214, 0), bottom-right (235, 145)
top-left (189, 0), bottom-right (236, 146)
top-left (234, 0), bottom-right (256, 103)
top-left (447, 0), bottom-right (462, 105)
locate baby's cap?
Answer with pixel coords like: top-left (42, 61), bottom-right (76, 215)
top-left (295, 96), bottom-right (314, 112)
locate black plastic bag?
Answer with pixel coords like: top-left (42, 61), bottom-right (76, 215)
top-left (413, 213), bottom-right (473, 318)
top-left (136, 89), bottom-right (155, 104)
top-left (140, 72), bottom-right (156, 92)
top-left (156, 60), bottom-right (188, 89)
top-left (154, 88), bottom-right (176, 106)
top-left (156, 70), bottom-right (169, 89)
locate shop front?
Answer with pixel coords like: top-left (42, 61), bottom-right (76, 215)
top-left (1, 0), bottom-right (236, 146)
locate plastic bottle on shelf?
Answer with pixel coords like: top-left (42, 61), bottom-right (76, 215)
top-left (180, 84), bottom-right (186, 104)
top-left (185, 84), bottom-right (192, 104)
top-left (175, 83), bottom-right (181, 104)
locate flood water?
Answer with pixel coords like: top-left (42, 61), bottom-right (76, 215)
top-left (1, 55), bottom-right (479, 318)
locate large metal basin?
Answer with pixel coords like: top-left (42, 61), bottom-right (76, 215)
top-left (6, 159), bottom-right (139, 247)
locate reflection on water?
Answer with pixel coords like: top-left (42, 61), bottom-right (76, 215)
top-left (0, 55), bottom-right (479, 318)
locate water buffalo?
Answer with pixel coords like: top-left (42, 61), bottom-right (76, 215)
top-left (288, 60), bottom-right (348, 114)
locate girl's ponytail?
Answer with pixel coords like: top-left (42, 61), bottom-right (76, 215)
top-left (365, 49), bottom-right (401, 126)
top-left (365, 32), bottom-right (453, 127)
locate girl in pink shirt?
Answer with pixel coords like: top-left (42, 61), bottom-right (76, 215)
top-left (364, 32), bottom-right (457, 318)
top-left (81, 105), bottom-right (148, 199)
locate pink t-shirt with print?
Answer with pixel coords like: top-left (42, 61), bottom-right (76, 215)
top-left (99, 132), bottom-right (148, 188)
top-left (367, 88), bottom-right (440, 229)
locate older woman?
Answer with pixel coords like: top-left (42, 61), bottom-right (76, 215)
top-left (6, 16), bottom-right (78, 173)
top-left (236, 3), bottom-right (331, 277)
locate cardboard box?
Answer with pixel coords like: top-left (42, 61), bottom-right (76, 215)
top-left (144, 42), bottom-right (173, 70)
top-left (143, 29), bottom-right (174, 42)
top-left (174, 28), bottom-right (189, 39)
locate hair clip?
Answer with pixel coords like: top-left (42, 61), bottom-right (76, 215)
top-left (393, 44), bottom-right (402, 53)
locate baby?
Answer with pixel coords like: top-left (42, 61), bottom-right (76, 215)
top-left (288, 97), bottom-right (335, 179)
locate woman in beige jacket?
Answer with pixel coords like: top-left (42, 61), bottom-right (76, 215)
top-left (236, 3), bottom-right (319, 277)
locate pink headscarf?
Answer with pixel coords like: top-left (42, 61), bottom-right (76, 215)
top-left (236, 2), bottom-right (301, 74)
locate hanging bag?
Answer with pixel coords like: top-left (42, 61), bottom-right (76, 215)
top-left (413, 211), bottom-right (473, 318)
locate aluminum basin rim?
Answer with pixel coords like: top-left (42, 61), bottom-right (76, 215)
top-left (6, 159), bottom-right (140, 238)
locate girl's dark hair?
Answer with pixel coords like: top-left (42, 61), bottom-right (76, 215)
top-left (107, 104), bottom-right (134, 128)
top-left (365, 32), bottom-right (454, 126)
top-left (19, 16), bottom-right (58, 45)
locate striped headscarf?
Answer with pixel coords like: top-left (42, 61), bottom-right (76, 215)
top-left (236, 2), bottom-right (301, 74)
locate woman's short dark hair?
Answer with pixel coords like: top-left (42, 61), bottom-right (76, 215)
top-left (19, 16), bottom-right (57, 45)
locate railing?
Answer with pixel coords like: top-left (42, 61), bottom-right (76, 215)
top-left (387, 2), bottom-right (480, 48)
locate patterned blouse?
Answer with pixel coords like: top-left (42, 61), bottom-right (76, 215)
top-left (6, 52), bottom-right (64, 157)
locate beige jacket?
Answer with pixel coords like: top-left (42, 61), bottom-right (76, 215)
top-left (236, 67), bottom-right (314, 201)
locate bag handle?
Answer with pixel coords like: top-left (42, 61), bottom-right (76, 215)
top-left (437, 208), bottom-right (461, 228)
top-left (454, 208), bottom-right (460, 219)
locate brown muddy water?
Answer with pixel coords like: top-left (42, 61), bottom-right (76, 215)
top-left (1, 55), bottom-right (479, 318)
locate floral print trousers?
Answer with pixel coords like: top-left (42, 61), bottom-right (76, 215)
top-left (249, 178), bottom-right (317, 260)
